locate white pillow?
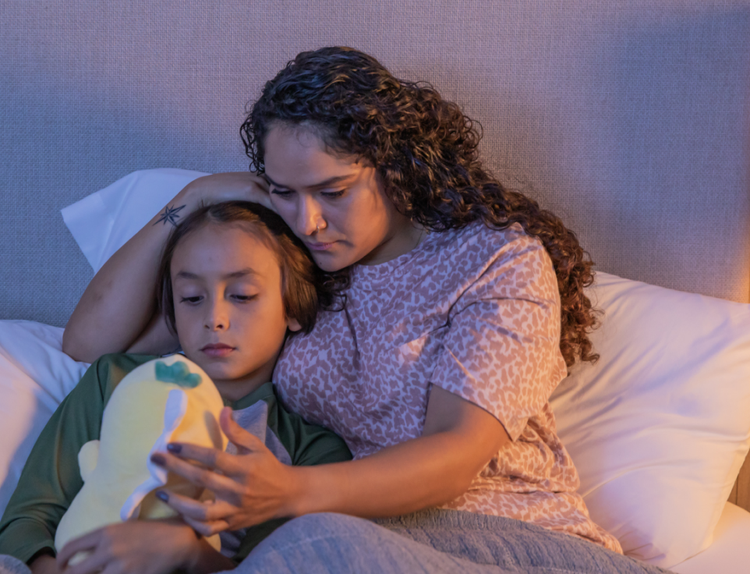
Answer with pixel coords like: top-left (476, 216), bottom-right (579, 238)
top-left (61, 168), bottom-right (207, 272)
top-left (0, 321), bottom-right (89, 515)
top-left (550, 272), bottom-right (750, 568)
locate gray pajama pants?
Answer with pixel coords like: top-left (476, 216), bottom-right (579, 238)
top-left (0, 510), bottom-right (674, 574)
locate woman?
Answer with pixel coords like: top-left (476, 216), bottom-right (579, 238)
top-left (63, 47), bottom-right (668, 573)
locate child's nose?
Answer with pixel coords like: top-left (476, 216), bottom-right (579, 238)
top-left (204, 302), bottom-right (229, 330)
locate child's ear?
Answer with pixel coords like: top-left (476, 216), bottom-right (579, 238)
top-left (287, 317), bottom-right (302, 332)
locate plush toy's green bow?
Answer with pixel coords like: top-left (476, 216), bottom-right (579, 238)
top-left (155, 360), bottom-right (202, 388)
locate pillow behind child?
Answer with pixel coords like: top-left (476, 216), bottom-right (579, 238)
top-left (0, 321), bottom-right (89, 514)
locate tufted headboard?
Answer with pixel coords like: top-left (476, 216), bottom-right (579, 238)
top-left (2, 1), bottom-right (749, 507)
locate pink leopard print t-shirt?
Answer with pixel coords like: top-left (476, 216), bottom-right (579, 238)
top-left (274, 222), bottom-right (621, 553)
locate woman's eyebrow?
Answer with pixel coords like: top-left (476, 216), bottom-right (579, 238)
top-left (265, 173), bottom-right (356, 190)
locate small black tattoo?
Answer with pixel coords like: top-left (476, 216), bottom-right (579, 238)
top-left (154, 204), bottom-right (186, 226)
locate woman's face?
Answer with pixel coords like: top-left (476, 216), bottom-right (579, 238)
top-left (263, 125), bottom-right (420, 272)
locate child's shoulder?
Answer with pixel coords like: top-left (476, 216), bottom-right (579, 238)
top-left (79, 353), bottom-right (160, 406)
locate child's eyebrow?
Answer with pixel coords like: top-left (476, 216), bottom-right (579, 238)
top-left (175, 268), bottom-right (261, 280)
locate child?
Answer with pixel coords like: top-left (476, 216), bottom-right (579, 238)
top-left (0, 201), bottom-right (352, 574)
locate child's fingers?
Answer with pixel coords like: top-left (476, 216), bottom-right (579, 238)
top-left (65, 551), bottom-right (109, 574)
top-left (56, 529), bottom-right (107, 573)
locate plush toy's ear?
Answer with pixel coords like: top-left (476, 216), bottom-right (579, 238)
top-left (120, 388), bottom-right (187, 521)
top-left (77, 440), bottom-right (100, 482)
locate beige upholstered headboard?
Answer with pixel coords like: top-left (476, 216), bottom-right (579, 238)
top-left (2, 1), bottom-right (749, 507)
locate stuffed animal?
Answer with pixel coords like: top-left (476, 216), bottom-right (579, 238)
top-left (55, 355), bottom-right (227, 561)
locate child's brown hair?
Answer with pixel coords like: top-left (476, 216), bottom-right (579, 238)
top-left (157, 200), bottom-right (330, 336)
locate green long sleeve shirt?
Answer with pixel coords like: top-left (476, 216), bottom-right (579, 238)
top-left (0, 353), bottom-right (352, 565)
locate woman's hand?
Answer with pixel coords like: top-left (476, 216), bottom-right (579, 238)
top-left (151, 407), bottom-right (301, 536)
top-left (55, 518), bottom-right (232, 574)
top-left (183, 172), bottom-right (273, 211)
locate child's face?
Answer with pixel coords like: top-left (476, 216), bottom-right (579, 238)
top-left (170, 222), bottom-right (299, 400)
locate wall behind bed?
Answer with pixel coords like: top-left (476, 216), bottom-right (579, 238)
top-left (2, 1), bottom-right (750, 502)
top-left (2, 0), bottom-right (749, 327)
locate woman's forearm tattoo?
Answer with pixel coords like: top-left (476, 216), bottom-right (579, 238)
top-left (154, 204), bottom-right (186, 226)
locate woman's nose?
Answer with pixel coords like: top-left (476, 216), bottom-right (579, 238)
top-left (296, 196), bottom-right (325, 236)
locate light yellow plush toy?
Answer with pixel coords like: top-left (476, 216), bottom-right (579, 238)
top-left (55, 355), bottom-right (227, 562)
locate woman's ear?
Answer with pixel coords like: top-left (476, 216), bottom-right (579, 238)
top-left (287, 317), bottom-right (302, 332)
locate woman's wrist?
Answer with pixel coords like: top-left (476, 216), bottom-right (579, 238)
top-left (280, 465), bottom-right (313, 518)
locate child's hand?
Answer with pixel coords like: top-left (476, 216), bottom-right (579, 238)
top-left (29, 554), bottom-right (60, 574)
top-left (150, 407), bottom-right (302, 536)
top-left (55, 518), bottom-right (231, 574)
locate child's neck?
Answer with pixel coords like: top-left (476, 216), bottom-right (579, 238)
top-left (213, 369), bottom-right (272, 402)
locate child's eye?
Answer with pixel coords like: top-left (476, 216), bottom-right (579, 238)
top-left (232, 294), bottom-right (257, 302)
top-left (179, 296), bottom-right (203, 304)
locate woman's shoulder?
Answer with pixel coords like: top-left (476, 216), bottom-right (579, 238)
top-left (420, 221), bottom-right (558, 301)
top-left (426, 221), bottom-right (547, 268)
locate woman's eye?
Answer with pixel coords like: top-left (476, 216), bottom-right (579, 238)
top-left (179, 296), bottom-right (202, 304)
top-left (270, 187), bottom-right (293, 198)
top-left (321, 189), bottom-right (346, 199)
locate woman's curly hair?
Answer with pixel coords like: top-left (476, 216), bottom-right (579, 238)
top-left (240, 46), bottom-right (598, 367)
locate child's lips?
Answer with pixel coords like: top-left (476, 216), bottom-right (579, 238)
top-left (201, 343), bottom-right (235, 358)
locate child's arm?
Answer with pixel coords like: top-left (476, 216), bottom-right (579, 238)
top-left (29, 554), bottom-right (58, 574)
top-left (0, 354), bottom-right (152, 564)
top-left (54, 518), bottom-right (234, 574)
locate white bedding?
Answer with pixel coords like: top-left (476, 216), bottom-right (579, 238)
top-left (672, 502), bottom-right (750, 574)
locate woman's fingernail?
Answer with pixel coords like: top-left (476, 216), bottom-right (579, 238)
top-left (150, 453), bottom-right (166, 466)
top-left (156, 490), bottom-right (169, 502)
top-left (167, 443), bottom-right (182, 454)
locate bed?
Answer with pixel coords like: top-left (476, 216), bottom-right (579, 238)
top-left (1, 1), bottom-right (749, 572)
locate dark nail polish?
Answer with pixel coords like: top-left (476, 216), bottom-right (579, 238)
top-left (167, 443), bottom-right (182, 454)
top-left (150, 453), bottom-right (166, 466)
top-left (156, 490), bottom-right (169, 502)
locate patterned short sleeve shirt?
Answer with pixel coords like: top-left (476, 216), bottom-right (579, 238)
top-left (274, 222), bottom-right (621, 553)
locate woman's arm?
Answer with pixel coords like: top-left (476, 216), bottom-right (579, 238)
top-left (62, 172), bottom-right (271, 362)
top-left (293, 386), bottom-right (510, 517)
top-left (151, 386), bottom-right (509, 534)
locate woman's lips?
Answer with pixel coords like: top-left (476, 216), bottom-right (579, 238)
top-left (306, 241), bottom-right (336, 251)
top-left (201, 344), bottom-right (234, 358)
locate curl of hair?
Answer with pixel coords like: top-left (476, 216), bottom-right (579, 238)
top-left (157, 201), bottom-right (333, 337)
top-left (241, 47), bottom-right (598, 367)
